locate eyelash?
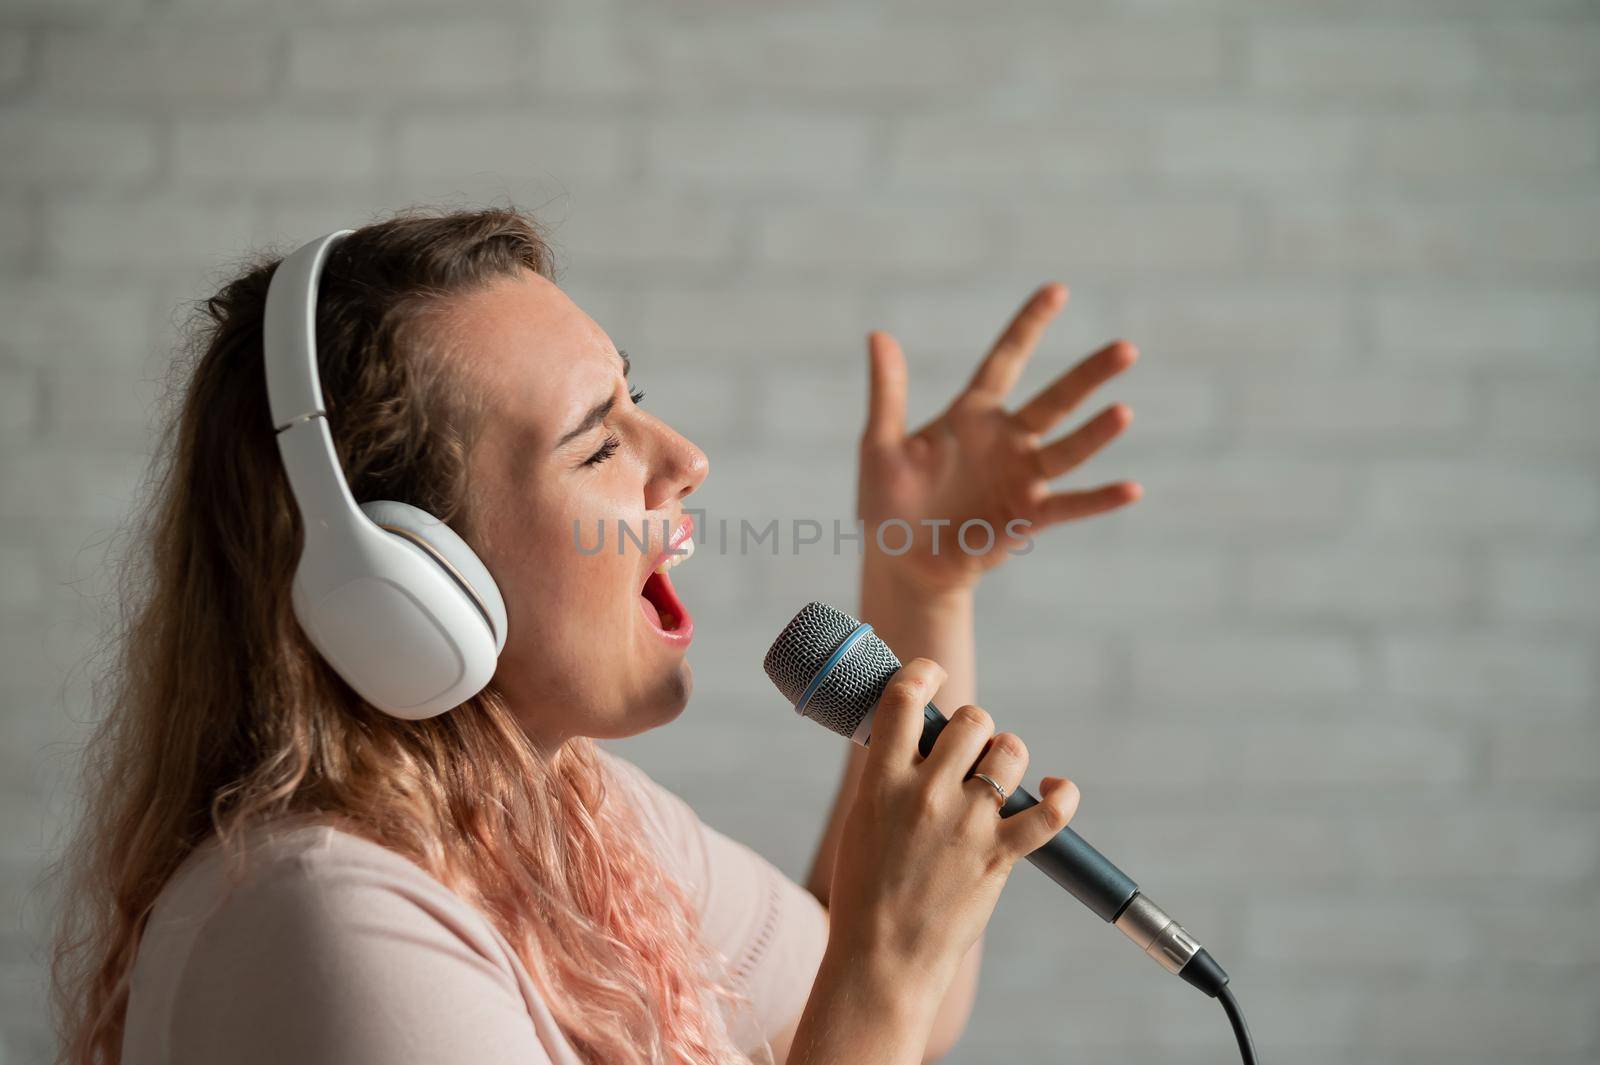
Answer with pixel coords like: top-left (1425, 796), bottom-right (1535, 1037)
top-left (583, 436), bottom-right (621, 467)
top-left (581, 389), bottom-right (644, 468)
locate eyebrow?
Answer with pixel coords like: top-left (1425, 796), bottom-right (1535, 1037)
top-left (553, 349), bottom-right (631, 450)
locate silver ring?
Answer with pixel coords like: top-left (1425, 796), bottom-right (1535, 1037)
top-left (971, 772), bottom-right (1008, 810)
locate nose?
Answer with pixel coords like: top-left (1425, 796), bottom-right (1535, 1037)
top-left (643, 417), bottom-right (709, 513)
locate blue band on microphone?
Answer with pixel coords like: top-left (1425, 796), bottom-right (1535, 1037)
top-left (794, 622), bottom-right (874, 718)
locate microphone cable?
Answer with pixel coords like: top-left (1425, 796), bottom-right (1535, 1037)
top-left (1218, 983), bottom-right (1258, 1065)
top-left (1173, 947), bottom-right (1258, 1063)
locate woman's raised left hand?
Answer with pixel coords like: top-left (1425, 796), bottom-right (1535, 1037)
top-left (856, 282), bottom-right (1141, 595)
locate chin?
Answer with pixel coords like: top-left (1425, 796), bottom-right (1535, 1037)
top-left (597, 660), bottom-right (694, 741)
top-left (646, 660), bottom-right (694, 729)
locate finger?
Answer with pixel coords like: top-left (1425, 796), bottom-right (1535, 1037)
top-left (966, 283), bottom-right (1068, 400)
top-left (1014, 339), bottom-right (1138, 436)
top-left (922, 704), bottom-right (995, 784)
top-left (1032, 481), bottom-right (1142, 526)
top-left (862, 331), bottom-right (908, 447)
top-left (1032, 403), bottom-right (1132, 480)
top-left (998, 776), bottom-right (1081, 858)
top-left (964, 731), bottom-right (1028, 816)
top-left (863, 658), bottom-right (947, 776)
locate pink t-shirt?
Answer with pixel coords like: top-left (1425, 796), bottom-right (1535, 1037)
top-left (120, 748), bottom-right (829, 1064)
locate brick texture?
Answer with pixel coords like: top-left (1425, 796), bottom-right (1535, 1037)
top-left (2, 3), bottom-right (1597, 1064)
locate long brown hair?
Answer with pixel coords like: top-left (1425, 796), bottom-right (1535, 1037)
top-left (48, 207), bottom-right (749, 1064)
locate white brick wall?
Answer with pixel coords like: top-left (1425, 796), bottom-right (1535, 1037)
top-left (2, 3), bottom-right (1597, 1063)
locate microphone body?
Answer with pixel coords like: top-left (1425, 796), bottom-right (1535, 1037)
top-left (912, 699), bottom-right (1137, 922)
top-left (764, 602), bottom-right (1231, 997)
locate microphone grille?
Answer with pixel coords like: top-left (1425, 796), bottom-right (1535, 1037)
top-left (764, 601), bottom-right (903, 740)
top-left (763, 602), bottom-right (858, 703)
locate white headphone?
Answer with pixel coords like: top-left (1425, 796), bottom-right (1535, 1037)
top-left (263, 231), bottom-right (507, 720)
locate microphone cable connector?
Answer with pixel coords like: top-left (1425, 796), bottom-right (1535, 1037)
top-left (1112, 893), bottom-right (1257, 1063)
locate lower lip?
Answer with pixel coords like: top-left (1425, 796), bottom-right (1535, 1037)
top-left (639, 570), bottom-right (694, 648)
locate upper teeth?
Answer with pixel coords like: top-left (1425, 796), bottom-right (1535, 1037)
top-left (656, 534), bottom-right (695, 573)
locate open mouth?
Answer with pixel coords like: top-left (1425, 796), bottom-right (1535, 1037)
top-left (638, 518), bottom-right (695, 643)
top-left (640, 569), bottom-right (688, 632)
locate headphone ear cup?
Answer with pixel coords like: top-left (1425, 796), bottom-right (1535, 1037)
top-left (291, 497), bottom-right (502, 720)
top-left (359, 500), bottom-right (508, 654)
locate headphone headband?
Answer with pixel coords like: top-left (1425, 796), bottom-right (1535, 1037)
top-left (261, 229), bottom-right (506, 719)
top-left (263, 230), bottom-right (363, 545)
top-left (264, 230), bottom-right (352, 429)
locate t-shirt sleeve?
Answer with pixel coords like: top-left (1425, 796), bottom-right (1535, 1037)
top-left (604, 752), bottom-right (829, 1056)
top-left (169, 852), bottom-right (553, 1065)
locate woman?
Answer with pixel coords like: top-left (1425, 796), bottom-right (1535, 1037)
top-left (49, 207), bottom-right (1139, 1064)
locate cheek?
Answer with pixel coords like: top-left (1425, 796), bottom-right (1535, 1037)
top-left (485, 477), bottom-right (645, 627)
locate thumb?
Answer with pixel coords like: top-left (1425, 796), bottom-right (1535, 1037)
top-left (863, 331), bottom-right (908, 447)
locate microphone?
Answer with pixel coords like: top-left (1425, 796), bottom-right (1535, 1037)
top-left (763, 601), bottom-right (1232, 1000)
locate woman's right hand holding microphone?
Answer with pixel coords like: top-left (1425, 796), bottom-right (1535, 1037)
top-left (787, 657), bottom-right (1082, 1065)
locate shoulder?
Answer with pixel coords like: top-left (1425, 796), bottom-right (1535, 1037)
top-left (184, 822), bottom-right (522, 984)
top-left (164, 823), bottom-right (504, 952)
top-left (131, 823), bottom-right (548, 1065)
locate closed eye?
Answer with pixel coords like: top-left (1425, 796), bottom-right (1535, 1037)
top-left (582, 434), bottom-right (621, 468)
